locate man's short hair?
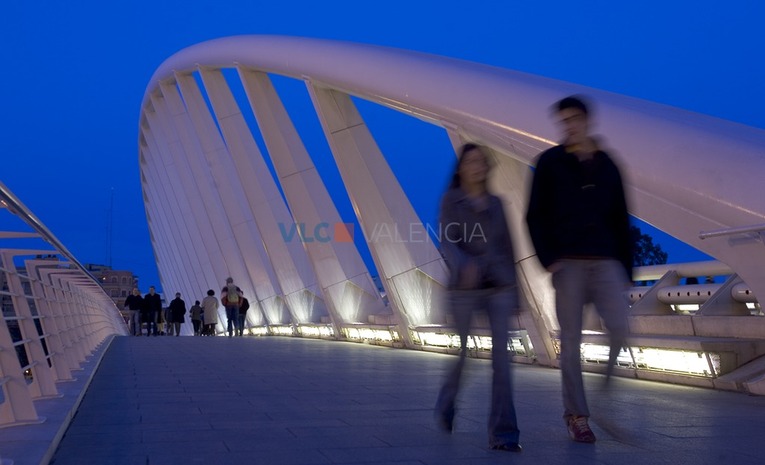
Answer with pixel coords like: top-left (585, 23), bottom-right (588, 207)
top-left (207, 289), bottom-right (215, 296)
top-left (555, 95), bottom-right (589, 116)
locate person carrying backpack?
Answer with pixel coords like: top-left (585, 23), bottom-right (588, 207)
top-left (221, 277), bottom-right (242, 338)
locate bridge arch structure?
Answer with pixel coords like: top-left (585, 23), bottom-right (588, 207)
top-left (139, 35), bottom-right (765, 392)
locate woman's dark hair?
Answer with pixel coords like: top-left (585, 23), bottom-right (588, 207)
top-left (448, 143), bottom-right (493, 190)
top-left (207, 289), bottom-right (215, 296)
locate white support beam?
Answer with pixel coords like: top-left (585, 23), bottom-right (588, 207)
top-left (238, 68), bottom-right (387, 331)
top-left (142, 103), bottom-right (225, 307)
top-left (485, 147), bottom-right (557, 365)
top-left (198, 67), bottom-right (329, 326)
top-left (140, 104), bottom-right (199, 299)
top-left (306, 84), bottom-right (448, 345)
top-left (174, 72), bottom-right (288, 327)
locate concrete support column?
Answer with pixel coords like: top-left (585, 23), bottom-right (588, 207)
top-left (140, 130), bottom-right (223, 333)
top-left (199, 67), bottom-right (328, 326)
top-left (174, 72), bottom-right (288, 327)
top-left (238, 68), bottom-right (387, 334)
top-left (140, 102), bottom-right (204, 302)
top-left (484, 147), bottom-right (557, 365)
top-left (151, 82), bottom-right (268, 326)
top-left (306, 85), bottom-right (449, 346)
top-left (139, 141), bottom-right (193, 299)
top-left (142, 120), bottom-right (230, 330)
top-left (142, 105), bottom-right (227, 314)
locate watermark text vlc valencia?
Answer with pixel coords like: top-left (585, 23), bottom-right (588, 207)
top-left (278, 222), bottom-right (486, 244)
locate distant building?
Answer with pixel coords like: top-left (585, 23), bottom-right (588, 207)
top-left (85, 264), bottom-right (138, 308)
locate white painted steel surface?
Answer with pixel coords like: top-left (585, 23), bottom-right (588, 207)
top-left (199, 68), bottom-right (328, 325)
top-left (175, 72), bottom-right (287, 326)
top-left (238, 69), bottom-right (386, 329)
top-left (307, 85), bottom-right (448, 334)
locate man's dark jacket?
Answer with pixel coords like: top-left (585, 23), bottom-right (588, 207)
top-left (143, 292), bottom-right (162, 314)
top-left (526, 145), bottom-right (633, 280)
top-left (169, 297), bottom-right (186, 323)
top-left (123, 294), bottom-right (143, 311)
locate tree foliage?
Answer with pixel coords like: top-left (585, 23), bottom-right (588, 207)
top-left (631, 225), bottom-right (668, 267)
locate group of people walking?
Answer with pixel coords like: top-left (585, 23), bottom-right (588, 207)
top-left (123, 285), bottom-right (167, 336)
top-left (436, 95), bottom-right (632, 451)
top-left (122, 277), bottom-right (251, 338)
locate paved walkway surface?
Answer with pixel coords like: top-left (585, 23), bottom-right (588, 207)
top-left (33, 336), bottom-right (765, 464)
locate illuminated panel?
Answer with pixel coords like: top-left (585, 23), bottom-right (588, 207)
top-left (633, 348), bottom-right (720, 377)
top-left (342, 326), bottom-right (399, 343)
top-left (671, 304), bottom-right (701, 313)
top-left (269, 325), bottom-right (296, 336)
top-left (576, 341), bottom-right (720, 378)
top-left (411, 331), bottom-right (463, 349)
top-left (510, 336), bottom-right (532, 356)
top-left (580, 344), bottom-right (638, 368)
top-left (409, 330), bottom-right (532, 356)
top-left (247, 327), bottom-right (269, 336)
top-left (297, 325), bottom-right (334, 338)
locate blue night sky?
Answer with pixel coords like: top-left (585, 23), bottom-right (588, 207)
top-left (2, 1), bottom-right (764, 292)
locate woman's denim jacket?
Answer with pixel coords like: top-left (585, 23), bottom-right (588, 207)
top-left (439, 188), bottom-right (518, 291)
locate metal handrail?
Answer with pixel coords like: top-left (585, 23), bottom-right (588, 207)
top-left (0, 183), bottom-right (102, 286)
top-left (699, 223), bottom-right (765, 240)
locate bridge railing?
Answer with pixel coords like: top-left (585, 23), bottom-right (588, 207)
top-left (0, 181), bottom-right (127, 430)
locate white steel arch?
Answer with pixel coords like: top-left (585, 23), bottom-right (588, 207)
top-left (139, 35), bottom-right (765, 366)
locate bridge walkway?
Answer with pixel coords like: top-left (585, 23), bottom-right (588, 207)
top-left (37, 336), bottom-right (765, 464)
